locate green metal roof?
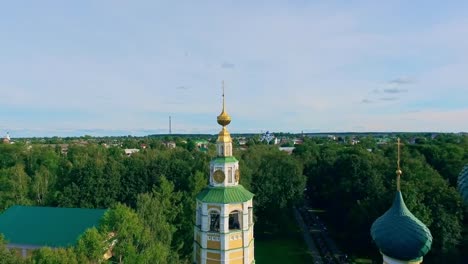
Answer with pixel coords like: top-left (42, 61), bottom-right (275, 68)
top-left (211, 157), bottom-right (238, 164)
top-left (0, 206), bottom-right (107, 247)
top-left (197, 185), bottom-right (254, 204)
top-left (458, 165), bottom-right (468, 206)
top-left (371, 192), bottom-right (432, 261)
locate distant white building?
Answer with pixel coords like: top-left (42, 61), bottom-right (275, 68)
top-left (279, 147), bottom-right (295, 154)
top-left (273, 137), bottom-right (280, 145)
top-left (237, 138), bottom-right (247, 146)
top-left (293, 138), bottom-right (303, 145)
top-left (3, 132), bottom-right (11, 144)
top-left (124, 149), bottom-right (140, 156)
top-left (164, 141), bottom-right (176, 149)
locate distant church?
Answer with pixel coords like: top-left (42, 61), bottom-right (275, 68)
top-left (193, 85), bottom-right (255, 263)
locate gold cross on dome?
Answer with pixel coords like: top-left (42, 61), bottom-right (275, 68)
top-left (222, 81), bottom-right (225, 110)
top-left (396, 138), bottom-right (404, 191)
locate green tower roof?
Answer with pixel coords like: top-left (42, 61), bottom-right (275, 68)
top-left (458, 165), bottom-right (468, 206)
top-left (371, 191), bottom-right (432, 261)
top-left (196, 185), bottom-right (253, 204)
top-left (211, 157), bottom-right (238, 164)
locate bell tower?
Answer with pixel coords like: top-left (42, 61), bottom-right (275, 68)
top-left (193, 82), bottom-right (255, 264)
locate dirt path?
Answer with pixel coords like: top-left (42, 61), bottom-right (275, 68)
top-left (293, 206), bottom-right (323, 264)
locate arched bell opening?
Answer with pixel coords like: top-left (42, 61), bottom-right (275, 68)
top-left (228, 210), bottom-right (242, 230)
top-left (209, 210), bottom-right (220, 232)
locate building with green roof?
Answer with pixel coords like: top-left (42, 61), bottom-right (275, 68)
top-left (0, 205), bottom-right (107, 257)
top-left (193, 86), bottom-right (255, 264)
top-left (370, 139), bottom-right (432, 264)
top-left (458, 165), bottom-right (468, 206)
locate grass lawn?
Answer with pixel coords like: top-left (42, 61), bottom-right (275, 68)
top-left (255, 210), bottom-right (314, 263)
top-left (255, 235), bottom-right (313, 263)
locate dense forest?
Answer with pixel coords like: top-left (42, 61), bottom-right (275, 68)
top-left (0, 133), bottom-right (466, 263)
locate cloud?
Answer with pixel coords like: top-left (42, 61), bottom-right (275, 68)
top-left (221, 62), bottom-right (235, 69)
top-left (175, 86), bottom-right (189, 90)
top-left (388, 77), bottom-right (414, 85)
top-left (380, 97), bottom-right (399, 101)
top-left (163, 101), bottom-right (185, 105)
top-left (1, 2), bottom-right (468, 134)
top-left (369, 77), bottom-right (411, 97)
top-left (383, 87), bottom-right (408, 94)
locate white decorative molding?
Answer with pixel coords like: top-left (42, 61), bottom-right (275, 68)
top-left (382, 254), bottom-right (421, 264)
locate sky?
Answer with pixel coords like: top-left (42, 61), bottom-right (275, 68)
top-left (1, 1), bottom-right (467, 137)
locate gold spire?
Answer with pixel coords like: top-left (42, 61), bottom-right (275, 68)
top-left (217, 81), bottom-right (232, 143)
top-left (222, 81), bottom-right (225, 112)
top-left (217, 81), bottom-right (232, 127)
top-left (396, 138), bottom-right (403, 191)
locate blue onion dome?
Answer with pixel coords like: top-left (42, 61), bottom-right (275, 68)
top-left (371, 191), bottom-right (432, 261)
top-left (458, 165), bottom-right (468, 205)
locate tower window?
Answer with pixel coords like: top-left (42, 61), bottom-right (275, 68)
top-left (229, 210), bottom-right (241, 230)
top-left (228, 167), bottom-right (233, 183)
top-left (209, 211), bottom-right (220, 232)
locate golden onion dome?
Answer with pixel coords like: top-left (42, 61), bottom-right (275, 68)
top-left (217, 110), bottom-right (231, 127)
top-left (217, 81), bottom-right (232, 127)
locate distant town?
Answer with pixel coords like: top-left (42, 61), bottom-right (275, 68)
top-left (3, 131), bottom-right (466, 156)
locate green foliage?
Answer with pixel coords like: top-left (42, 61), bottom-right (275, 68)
top-left (75, 228), bottom-right (106, 263)
top-left (0, 143), bottom-right (23, 169)
top-left (99, 204), bottom-right (152, 263)
top-left (300, 136), bottom-right (466, 261)
top-left (136, 177), bottom-right (183, 262)
top-left (0, 234), bottom-right (24, 264)
top-left (56, 145), bottom-right (123, 208)
top-left (0, 164), bottom-right (32, 209)
top-left (241, 146), bottom-right (306, 232)
top-left (31, 166), bottom-right (54, 205)
top-left (412, 140), bottom-right (467, 186)
top-left (0, 134), bottom-right (465, 262)
top-left (30, 247), bottom-right (78, 264)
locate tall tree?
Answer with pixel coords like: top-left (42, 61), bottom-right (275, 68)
top-left (11, 164), bottom-right (30, 205)
top-left (31, 166), bottom-right (53, 205)
top-left (250, 149), bottom-right (306, 232)
top-left (137, 176), bottom-right (182, 262)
